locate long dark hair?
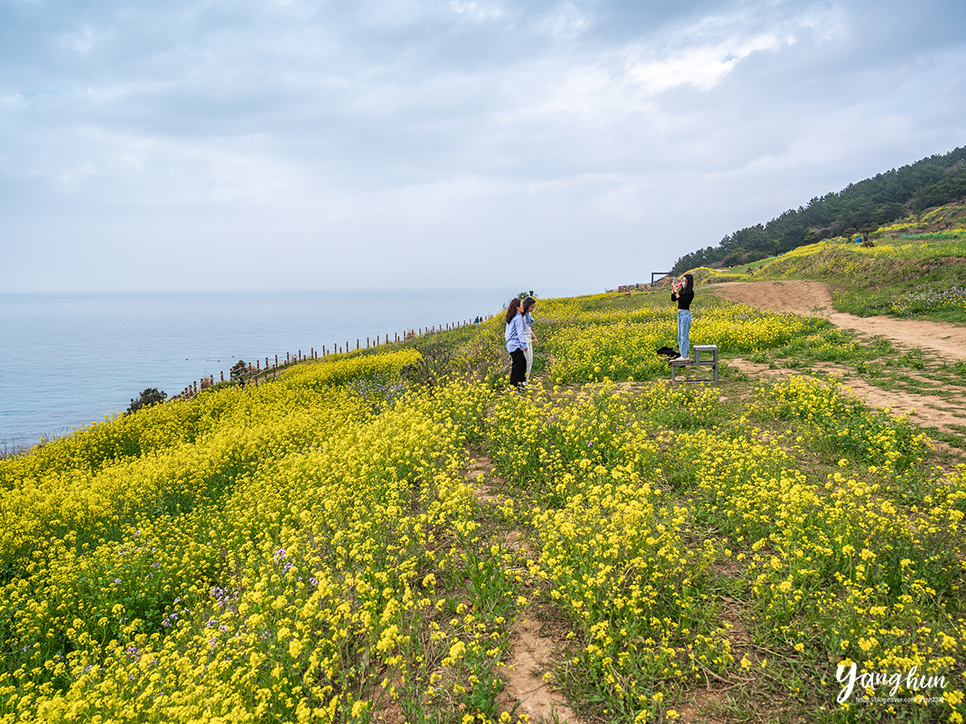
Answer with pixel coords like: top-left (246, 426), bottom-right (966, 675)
top-left (522, 296), bottom-right (535, 314)
top-left (505, 298), bottom-right (521, 324)
top-left (683, 273), bottom-right (694, 290)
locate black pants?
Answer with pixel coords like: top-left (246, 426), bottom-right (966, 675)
top-left (509, 348), bottom-right (527, 387)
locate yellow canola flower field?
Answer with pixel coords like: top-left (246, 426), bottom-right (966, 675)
top-left (1, 293), bottom-right (964, 723)
top-left (482, 373), bottom-right (965, 721)
top-left (1, 351), bottom-right (525, 723)
top-left (536, 295), bottom-right (828, 383)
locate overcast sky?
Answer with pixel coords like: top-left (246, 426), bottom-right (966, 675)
top-left (1, 0), bottom-right (964, 296)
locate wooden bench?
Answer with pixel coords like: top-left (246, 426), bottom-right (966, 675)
top-left (670, 344), bottom-right (719, 383)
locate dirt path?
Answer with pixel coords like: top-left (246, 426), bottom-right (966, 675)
top-left (710, 280), bottom-right (966, 361)
top-left (466, 455), bottom-right (586, 724)
top-left (707, 280), bottom-right (966, 442)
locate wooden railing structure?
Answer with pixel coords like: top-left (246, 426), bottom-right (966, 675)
top-left (171, 315), bottom-right (495, 401)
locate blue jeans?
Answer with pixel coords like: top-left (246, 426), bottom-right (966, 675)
top-left (677, 309), bottom-right (691, 357)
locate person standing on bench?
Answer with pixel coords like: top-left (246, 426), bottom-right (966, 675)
top-left (671, 273), bottom-right (694, 361)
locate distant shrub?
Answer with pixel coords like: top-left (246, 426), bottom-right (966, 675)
top-left (230, 360), bottom-right (248, 382)
top-left (400, 342), bottom-right (454, 388)
top-left (127, 387), bottom-right (167, 414)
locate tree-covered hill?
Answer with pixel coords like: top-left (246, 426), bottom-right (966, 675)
top-left (672, 145), bottom-right (966, 273)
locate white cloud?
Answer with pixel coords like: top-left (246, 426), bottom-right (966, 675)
top-left (797, 2), bottom-right (848, 43)
top-left (56, 162), bottom-right (97, 189)
top-left (538, 3), bottom-right (588, 40)
top-left (624, 32), bottom-right (786, 93)
top-left (57, 25), bottom-right (103, 55)
top-left (449, 0), bottom-right (507, 22)
top-left (0, 93), bottom-right (27, 112)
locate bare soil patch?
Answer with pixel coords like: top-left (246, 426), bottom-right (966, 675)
top-left (497, 615), bottom-right (583, 723)
top-left (710, 279), bottom-right (835, 318)
top-left (711, 281), bottom-right (966, 444)
top-left (467, 454), bottom-right (587, 723)
top-left (711, 280), bottom-right (966, 361)
top-left (726, 358), bottom-right (966, 446)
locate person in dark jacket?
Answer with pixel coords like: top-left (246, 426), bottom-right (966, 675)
top-left (671, 273), bottom-right (694, 361)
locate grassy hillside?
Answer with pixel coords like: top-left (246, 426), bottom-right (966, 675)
top-left (1, 281), bottom-right (965, 723)
top-left (698, 200), bottom-right (966, 323)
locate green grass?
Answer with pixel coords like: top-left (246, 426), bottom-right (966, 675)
top-left (690, 201), bottom-right (966, 323)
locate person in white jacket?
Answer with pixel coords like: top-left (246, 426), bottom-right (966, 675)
top-left (521, 296), bottom-right (539, 385)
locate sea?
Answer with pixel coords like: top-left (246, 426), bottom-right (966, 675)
top-left (0, 289), bottom-right (514, 453)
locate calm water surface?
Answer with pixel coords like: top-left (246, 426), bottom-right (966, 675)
top-left (0, 289), bottom-right (504, 451)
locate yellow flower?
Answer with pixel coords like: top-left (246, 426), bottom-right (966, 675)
top-left (350, 700), bottom-right (368, 718)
